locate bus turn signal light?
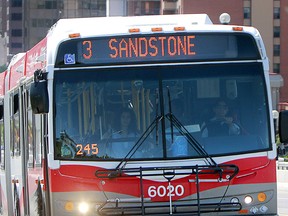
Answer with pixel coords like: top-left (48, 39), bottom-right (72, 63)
top-left (65, 202), bottom-right (74, 212)
top-left (258, 192), bottom-right (267, 202)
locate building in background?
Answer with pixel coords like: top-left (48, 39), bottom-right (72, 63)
top-left (127, 0), bottom-right (161, 16)
top-left (0, 1), bottom-right (7, 67)
top-left (180, 0), bottom-right (285, 108)
top-left (0, 37), bottom-right (6, 68)
top-left (0, 0), bottom-right (287, 108)
top-left (1, 0), bottom-right (106, 60)
top-left (107, 0), bottom-right (127, 16)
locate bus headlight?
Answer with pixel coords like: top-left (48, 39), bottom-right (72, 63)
top-left (244, 195), bottom-right (253, 204)
top-left (78, 202), bottom-right (90, 214)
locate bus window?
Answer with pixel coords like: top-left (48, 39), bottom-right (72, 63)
top-left (10, 93), bottom-right (20, 157)
top-left (0, 104), bottom-right (4, 168)
top-left (27, 90), bottom-right (34, 167)
top-left (34, 115), bottom-right (42, 166)
top-left (54, 63), bottom-right (270, 160)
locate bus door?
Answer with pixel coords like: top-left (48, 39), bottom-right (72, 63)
top-left (21, 83), bottom-right (46, 216)
top-left (8, 90), bottom-right (23, 216)
top-left (25, 82), bottom-right (47, 216)
top-left (0, 100), bottom-right (5, 215)
top-left (20, 85), bottom-right (30, 215)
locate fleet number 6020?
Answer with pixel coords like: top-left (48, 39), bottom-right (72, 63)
top-left (147, 185), bottom-right (185, 198)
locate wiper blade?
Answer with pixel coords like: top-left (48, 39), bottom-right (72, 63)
top-left (166, 86), bottom-right (174, 143)
top-left (155, 88), bottom-right (160, 144)
top-left (113, 115), bottom-right (163, 172)
top-left (108, 89), bottom-right (163, 176)
top-left (164, 85), bottom-right (217, 166)
top-left (105, 88), bottom-right (164, 177)
top-left (165, 113), bottom-right (217, 166)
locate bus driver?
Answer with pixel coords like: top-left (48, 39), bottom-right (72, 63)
top-left (201, 100), bottom-right (240, 137)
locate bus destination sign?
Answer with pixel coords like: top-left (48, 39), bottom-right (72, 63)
top-left (83, 35), bottom-right (196, 61)
top-left (56, 33), bottom-right (260, 66)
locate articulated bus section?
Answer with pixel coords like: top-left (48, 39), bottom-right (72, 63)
top-left (0, 14), bottom-right (288, 216)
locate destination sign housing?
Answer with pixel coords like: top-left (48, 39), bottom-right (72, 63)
top-left (55, 33), bottom-right (260, 67)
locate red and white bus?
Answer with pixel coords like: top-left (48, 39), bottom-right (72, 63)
top-left (0, 14), bottom-right (284, 215)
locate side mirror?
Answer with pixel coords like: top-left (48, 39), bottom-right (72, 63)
top-left (30, 70), bottom-right (49, 114)
top-left (279, 110), bottom-right (288, 143)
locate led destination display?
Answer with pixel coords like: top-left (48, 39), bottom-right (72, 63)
top-left (55, 33), bottom-right (260, 66)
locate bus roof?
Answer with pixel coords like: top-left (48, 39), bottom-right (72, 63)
top-left (49, 14), bottom-right (213, 36)
top-left (47, 14), bottom-right (259, 46)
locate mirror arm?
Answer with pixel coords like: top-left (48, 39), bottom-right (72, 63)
top-left (34, 69), bottom-right (48, 82)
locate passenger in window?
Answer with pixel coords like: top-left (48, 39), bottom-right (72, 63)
top-left (109, 108), bottom-right (140, 158)
top-left (201, 100), bottom-right (240, 137)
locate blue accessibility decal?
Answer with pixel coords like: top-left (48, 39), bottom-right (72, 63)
top-left (64, 54), bottom-right (76, 65)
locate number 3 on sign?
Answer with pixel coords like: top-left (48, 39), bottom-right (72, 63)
top-left (82, 40), bottom-right (92, 59)
top-left (147, 185), bottom-right (184, 198)
top-left (76, 143), bottom-right (99, 155)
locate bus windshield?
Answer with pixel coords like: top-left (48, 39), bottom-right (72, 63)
top-left (54, 62), bottom-right (270, 160)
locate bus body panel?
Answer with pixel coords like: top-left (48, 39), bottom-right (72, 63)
top-left (47, 156), bottom-right (277, 215)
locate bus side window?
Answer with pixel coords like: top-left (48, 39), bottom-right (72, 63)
top-left (0, 103), bottom-right (4, 168)
top-left (34, 115), bottom-right (43, 166)
top-left (43, 114), bottom-right (48, 158)
top-left (10, 93), bottom-right (20, 157)
top-left (27, 90), bottom-right (34, 167)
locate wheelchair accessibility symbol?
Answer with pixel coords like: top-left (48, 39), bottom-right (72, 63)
top-left (64, 54), bottom-right (76, 65)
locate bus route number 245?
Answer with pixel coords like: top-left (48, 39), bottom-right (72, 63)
top-left (147, 184), bottom-right (185, 201)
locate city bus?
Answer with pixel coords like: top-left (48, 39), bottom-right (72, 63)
top-left (0, 14), bottom-right (281, 215)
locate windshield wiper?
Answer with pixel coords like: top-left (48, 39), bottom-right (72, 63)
top-left (167, 86), bottom-right (174, 143)
top-left (155, 88), bottom-right (160, 145)
top-left (165, 86), bottom-right (217, 166)
top-left (117, 88), bottom-right (163, 168)
top-left (165, 113), bottom-right (217, 166)
top-left (98, 115), bottom-right (163, 178)
top-left (98, 85), bottom-right (215, 177)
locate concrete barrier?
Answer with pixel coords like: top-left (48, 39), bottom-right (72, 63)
top-left (277, 160), bottom-right (288, 170)
top-left (277, 160), bottom-right (288, 183)
top-left (277, 170), bottom-right (288, 183)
